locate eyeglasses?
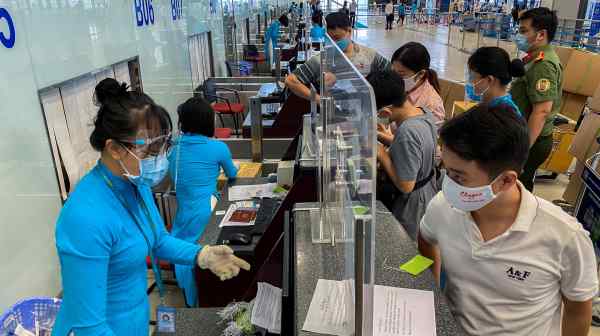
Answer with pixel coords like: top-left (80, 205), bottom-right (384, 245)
top-left (119, 133), bottom-right (173, 157)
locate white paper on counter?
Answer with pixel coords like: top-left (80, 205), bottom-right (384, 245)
top-left (228, 183), bottom-right (278, 201)
top-left (302, 279), bottom-right (354, 336)
top-left (251, 282), bottom-right (282, 334)
top-left (373, 285), bottom-right (436, 336)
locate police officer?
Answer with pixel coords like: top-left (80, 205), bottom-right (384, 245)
top-left (510, 7), bottom-right (561, 192)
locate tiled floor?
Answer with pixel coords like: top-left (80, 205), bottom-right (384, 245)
top-left (147, 22), bottom-right (599, 335)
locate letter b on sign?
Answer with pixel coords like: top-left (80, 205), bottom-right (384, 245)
top-left (0, 8), bottom-right (16, 49)
top-left (134, 0), bottom-right (155, 26)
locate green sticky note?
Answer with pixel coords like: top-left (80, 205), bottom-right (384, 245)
top-left (400, 255), bottom-right (434, 276)
top-left (273, 186), bottom-right (287, 194)
top-left (352, 206), bottom-right (369, 216)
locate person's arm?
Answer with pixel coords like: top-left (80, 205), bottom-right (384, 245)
top-left (527, 100), bottom-right (553, 146)
top-left (417, 233), bottom-right (441, 282)
top-left (285, 73), bottom-right (317, 101)
top-left (377, 143), bottom-right (416, 193)
top-left (218, 142), bottom-right (238, 179)
top-left (562, 297), bottom-right (592, 336)
top-left (526, 61), bottom-right (560, 146)
top-left (417, 200), bottom-right (442, 283)
top-left (55, 210), bottom-right (117, 336)
top-left (559, 229), bottom-right (599, 336)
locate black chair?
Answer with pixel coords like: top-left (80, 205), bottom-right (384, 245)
top-left (195, 80), bottom-right (245, 134)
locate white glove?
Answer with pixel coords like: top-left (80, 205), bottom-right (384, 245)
top-left (197, 245), bottom-right (251, 281)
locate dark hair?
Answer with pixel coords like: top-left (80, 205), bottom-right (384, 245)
top-left (439, 104), bottom-right (529, 178)
top-left (278, 14), bottom-right (289, 27)
top-left (468, 47), bottom-right (525, 86)
top-left (95, 78), bottom-right (128, 106)
top-left (90, 92), bottom-right (170, 151)
top-left (177, 97), bottom-right (215, 137)
top-left (519, 7), bottom-right (558, 41)
top-left (391, 42), bottom-right (441, 94)
top-left (312, 13), bottom-right (323, 26)
top-left (366, 71), bottom-right (407, 109)
top-left (325, 12), bottom-right (351, 30)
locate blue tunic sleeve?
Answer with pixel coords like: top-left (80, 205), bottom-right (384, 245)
top-left (218, 141), bottom-right (238, 179)
top-left (55, 203), bottom-right (117, 336)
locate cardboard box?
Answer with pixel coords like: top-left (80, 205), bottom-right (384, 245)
top-left (451, 101), bottom-right (478, 118)
top-left (563, 159), bottom-right (585, 205)
top-left (559, 92), bottom-right (588, 122)
top-left (589, 83), bottom-right (600, 112)
top-left (562, 49), bottom-right (600, 97)
top-left (439, 78), bottom-right (466, 120)
top-left (217, 162), bottom-right (262, 189)
top-left (568, 112), bottom-right (600, 161)
top-left (554, 45), bottom-right (574, 66)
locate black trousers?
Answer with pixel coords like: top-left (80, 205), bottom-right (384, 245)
top-left (350, 12), bottom-right (356, 26)
top-left (386, 14), bottom-right (394, 29)
top-left (519, 134), bottom-right (554, 192)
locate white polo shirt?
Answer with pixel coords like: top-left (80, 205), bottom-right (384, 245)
top-left (420, 183), bottom-right (598, 336)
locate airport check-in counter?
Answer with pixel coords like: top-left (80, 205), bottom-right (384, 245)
top-left (155, 36), bottom-right (463, 336)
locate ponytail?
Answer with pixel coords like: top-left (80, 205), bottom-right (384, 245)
top-left (426, 69), bottom-right (441, 94)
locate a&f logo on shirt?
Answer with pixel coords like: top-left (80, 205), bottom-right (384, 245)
top-left (506, 267), bottom-right (531, 281)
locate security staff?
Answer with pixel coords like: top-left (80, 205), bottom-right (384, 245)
top-left (509, 7), bottom-right (561, 192)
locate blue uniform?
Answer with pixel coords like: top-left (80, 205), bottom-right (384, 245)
top-left (53, 163), bottom-right (201, 336)
top-left (264, 21), bottom-right (281, 62)
top-left (168, 134), bottom-right (237, 306)
top-left (489, 94), bottom-right (522, 117)
top-left (310, 25), bottom-right (325, 42)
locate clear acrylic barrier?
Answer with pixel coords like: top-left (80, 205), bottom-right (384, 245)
top-left (308, 34), bottom-right (378, 336)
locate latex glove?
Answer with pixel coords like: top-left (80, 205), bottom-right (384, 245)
top-left (197, 245), bottom-right (251, 281)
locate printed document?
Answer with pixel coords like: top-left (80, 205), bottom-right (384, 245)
top-left (228, 183), bottom-right (278, 201)
top-left (373, 286), bottom-right (436, 336)
top-left (302, 279), bottom-right (354, 336)
top-left (251, 282), bottom-right (282, 334)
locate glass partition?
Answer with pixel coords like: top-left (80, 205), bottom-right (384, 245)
top-left (310, 34), bottom-right (378, 336)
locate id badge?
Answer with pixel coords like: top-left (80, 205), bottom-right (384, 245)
top-left (157, 305), bottom-right (176, 333)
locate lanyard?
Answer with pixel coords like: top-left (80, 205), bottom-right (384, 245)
top-left (98, 170), bottom-right (166, 300)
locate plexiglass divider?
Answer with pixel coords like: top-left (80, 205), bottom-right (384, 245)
top-left (307, 34), bottom-right (377, 336)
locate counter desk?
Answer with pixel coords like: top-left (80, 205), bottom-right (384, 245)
top-left (155, 199), bottom-right (464, 335)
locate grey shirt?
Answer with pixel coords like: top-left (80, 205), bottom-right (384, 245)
top-left (292, 42), bottom-right (389, 92)
top-left (389, 107), bottom-right (438, 240)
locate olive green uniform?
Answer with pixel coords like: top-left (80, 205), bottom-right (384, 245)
top-left (510, 44), bottom-right (563, 192)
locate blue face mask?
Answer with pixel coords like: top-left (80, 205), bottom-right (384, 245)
top-left (464, 83), bottom-right (481, 102)
top-left (515, 33), bottom-right (530, 52)
top-left (121, 151), bottom-right (170, 187)
top-left (336, 38), bottom-right (350, 51)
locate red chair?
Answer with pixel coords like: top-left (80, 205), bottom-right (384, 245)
top-left (214, 127), bottom-right (232, 139)
top-left (197, 80), bottom-right (246, 135)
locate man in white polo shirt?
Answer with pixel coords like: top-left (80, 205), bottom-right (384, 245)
top-left (418, 103), bottom-right (598, 336)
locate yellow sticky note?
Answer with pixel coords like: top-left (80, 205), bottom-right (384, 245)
top-left (352, 206), bottom-right (369, 216)
top-left (273, 185), bottom-right (287, 194)
top-left (400, 255), bottom-right (434, 276)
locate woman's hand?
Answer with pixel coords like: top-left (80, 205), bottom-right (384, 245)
top-left (197, 245), bottom-right (251, 281)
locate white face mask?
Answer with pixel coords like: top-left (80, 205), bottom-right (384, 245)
top-left (442, 174), bottom-right (498, 212)
top-left (403, 71), bottom-right (422, 92)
